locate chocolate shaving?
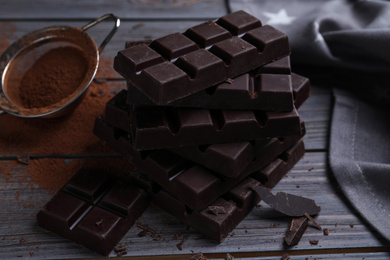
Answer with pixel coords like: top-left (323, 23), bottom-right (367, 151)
top-left (176, 235), bottom-right (187, 251)
top-left (309, 239), bottom-right (319, 245)
top-left (284, 216), bottom-right (308, 245)
top-left (208, 205), bottom-right (226, 216)
top-left (114, 244), bottom-right (127, 256)
top-left (252, 186), bottom-right (321, 216)
top-left (189, 252), bottom-right (208, 260)
top-left (304, 212), bottom-right (322, 230)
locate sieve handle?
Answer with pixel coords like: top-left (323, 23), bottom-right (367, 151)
top-left (81, 13), bottom-right (120, 54)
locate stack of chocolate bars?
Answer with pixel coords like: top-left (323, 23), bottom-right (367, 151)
top-left (37, 10), bottom-right (311, 255)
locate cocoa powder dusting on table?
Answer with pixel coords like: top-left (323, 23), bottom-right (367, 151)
top-left (0, 59), bottom-right (126, 192)
top-left (18, 46), bottom-right (89, 109)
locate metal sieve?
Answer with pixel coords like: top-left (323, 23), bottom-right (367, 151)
top-left (0, 13), bottom-right (120, 119)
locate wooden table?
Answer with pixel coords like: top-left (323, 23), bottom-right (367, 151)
top-left (0, 1), bottom-right (389, 259)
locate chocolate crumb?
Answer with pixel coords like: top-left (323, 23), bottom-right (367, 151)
top-left (19, 238), bottom-right (26, 244)
top-left (309, 239), bottom-right (319, 245)
top-left (323, 228), bottom-right (329, 235)
top-left (174, 232), bottom-right (182, 240)
top-left (225, 78), bottom-right (233, 84)
top-left (189, 252), bottom-right (208, 260)
top-left (226, 253), bottom-right (234, 260)
top-left (350, 224), bottom-right (354, 228)
top-left (208, 205), bottom-right (226, 216)
top-left (177, 235), bottom-right (188, 251)
top-left (153, 235), bottom-right (162, 241)
top-left (29, 252), bottom-right (34, 257)
top-left (114, 244), bottom-right (127, 256)
top-left (308, 167), bottom-right (314, 171)
top-left (281, 253), bottom-right (290, 260)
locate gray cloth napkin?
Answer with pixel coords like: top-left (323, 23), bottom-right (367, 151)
top-left (229, 0), bottom-right (390, 242)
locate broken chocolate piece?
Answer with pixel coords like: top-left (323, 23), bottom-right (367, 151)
top-left (285, 216), bottom-right (308, 245)
top-left (304, 212), bottom-right (322, 231)
top-left (323, 228), bottom-right (329, 236)
top-left (252, 186), bottom-right (321, 216)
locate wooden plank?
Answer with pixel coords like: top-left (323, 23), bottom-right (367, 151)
top-left (0, 151), bottom-right (388, 259)
top-left (0, 0), bottom-right (227, 20)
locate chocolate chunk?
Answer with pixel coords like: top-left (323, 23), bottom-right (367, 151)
top-left (114, 11), bottom-right (290, 105)
top-left (252, 186), bottom-right (321, 217)
top-left (323, 228), bottom-right (330, 236)
top-left (36, 168), bottom-right (149, 256)
top-left (285, 217), bottom-right (308, 245)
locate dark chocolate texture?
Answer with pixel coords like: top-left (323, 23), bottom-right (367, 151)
top-left (252, 186), bottom-right (321, 216)
top-left (105, 90), bottom-right (301, 151)
top-left (126, 60), bottom-right (308, 111)
top-left (36, 168), bottom-right (149, 256)
top-left (103, 90), bottom-right (305, 178)
top-left (130, 140), bottom-right (305, 242)
top-left (94, 116), bottom-right (305, 211)
top-left (114, 10), bottom-right (290, 105)
top-left (285, 217), bottom-right (308, 245)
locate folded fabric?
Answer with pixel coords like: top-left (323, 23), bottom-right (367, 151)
top-left (330, 89), bottom-right (390, 242)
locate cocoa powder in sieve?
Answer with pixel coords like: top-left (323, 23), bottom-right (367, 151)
top-left (18, 46), bottom-right (89, 109)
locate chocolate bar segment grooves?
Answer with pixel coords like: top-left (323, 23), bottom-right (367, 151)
top-left (37, 168), bottom-right (149, 256)
top-left (93, 116), bottom-right (304, 211)
top-left (126, 57), bottom-right (298, 111)
top-left (114, 10), bottom-right (290, 105)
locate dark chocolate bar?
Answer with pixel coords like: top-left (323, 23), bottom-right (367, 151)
top-left (36, 168), bottom-right (149, 256)
top-left (114, 10), bottom-right (290, 105)
top-left (126, 70), bottom-right (308, 112)
top-left (104, 91), bottom-right (301, 150)
top-left (170, 122), bottom-right (305, 178)
top-left (103, 88), bottom-right (306, 177)
top-left (133, 140), bottom-right (305, 242)
top-left (93, 117), bottom-right (305, 211)
top-left (130, 105), bottom-right (300, 150)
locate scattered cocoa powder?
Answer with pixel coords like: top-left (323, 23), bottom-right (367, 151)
top-left (18, 46), bottom-right (88, 109)
top-left (0, 57), bottom-right (127, 192)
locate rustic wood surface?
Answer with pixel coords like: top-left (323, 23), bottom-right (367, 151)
top-left (0, 0), bottom-right (389, 259)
